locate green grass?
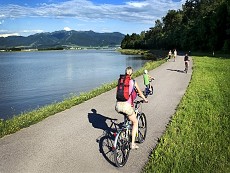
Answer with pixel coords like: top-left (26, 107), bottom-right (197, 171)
top-left (0, 58), bottom-right (165, 138)
top-left (118, 49), bottom-right (168, 60)
top-left (143, 56), bottom-right (230, 173)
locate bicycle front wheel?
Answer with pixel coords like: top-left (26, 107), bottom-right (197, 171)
top-left (114, 130), bottom-right (130, 167)
top-left (150, 86), bottom-right (153, 95)
top-left (137, 113), bottom-right (147, 143)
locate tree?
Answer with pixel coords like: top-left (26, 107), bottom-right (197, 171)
top-left (120, 0), bottom-right (230, 52)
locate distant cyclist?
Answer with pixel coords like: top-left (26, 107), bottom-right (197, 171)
top-left (184, 53), bottom-right (189, 72)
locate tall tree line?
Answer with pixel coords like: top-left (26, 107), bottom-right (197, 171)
top-left (121, 0), bottom-right (230, 52)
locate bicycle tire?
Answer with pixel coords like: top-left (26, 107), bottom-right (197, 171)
top-left (150, 86), bottom-right (153, 95)
top-left (137, 113), bottom-right (147, 143)
top-left (185, 62), bottom-right (188, 73)
top-left (185, 67), bottom-right (188, 73)
top-left (114, 130), bottom-right (130, 167)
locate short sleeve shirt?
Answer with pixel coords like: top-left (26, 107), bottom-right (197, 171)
top-left (143, 74), bottom-right (149, 85)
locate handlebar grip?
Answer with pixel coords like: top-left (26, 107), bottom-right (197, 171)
top-left (134, 100), bottom-right (146, 104)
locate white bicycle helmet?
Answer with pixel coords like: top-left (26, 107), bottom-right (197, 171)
top-left (144, 69), bottom-right (148, 74)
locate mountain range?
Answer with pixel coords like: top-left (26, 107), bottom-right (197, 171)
top-left (0, 30), bottom-right (125, 49)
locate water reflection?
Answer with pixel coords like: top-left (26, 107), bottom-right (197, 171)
top-left (66, 58), bottom-right (73, 80)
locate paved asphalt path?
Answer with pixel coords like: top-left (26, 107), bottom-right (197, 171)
top-left (0, 55), bottom-right (192, 173)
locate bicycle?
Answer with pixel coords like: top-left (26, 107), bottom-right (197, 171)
top-left (113, 100), bottom-right (147, 167)
top-left (143, 78), bottom-right (154, 98)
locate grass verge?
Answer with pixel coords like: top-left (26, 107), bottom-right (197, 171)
top-left (0, 58), bottom-right (165, 138)
top-left (118, 49), bottom-right (168, 60)
top-left (143, 56), bottom-right (230, 172)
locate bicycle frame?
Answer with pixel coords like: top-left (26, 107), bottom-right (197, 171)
top-left (113, 100), bottom-right (143, 150)
top-left (113, 100), bottom-right (147, 167)
top-left (144, 79), bottom-right (154, 97)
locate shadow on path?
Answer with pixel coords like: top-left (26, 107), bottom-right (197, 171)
top-left (166, 68), bottom-right (185, 73)
top-left (88, 109), bottom-right (114, 131)
top-left (88, 109), bottom-right (121, 167)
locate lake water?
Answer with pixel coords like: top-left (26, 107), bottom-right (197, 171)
top-left (0, 49), bottom-right (148, 120)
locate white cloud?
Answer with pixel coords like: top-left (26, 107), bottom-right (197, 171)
top-left (0, 14), bottom-right (5, 18)
top-left (126, 2), bottom-right (149, 8)
top-left (0, 0), bottom-right (186, 24)
top-left (64, 27), bottom-right (71, 31)
top-left (0, 30), bottom-right (44, 37)
top-left (22, 30), bottom-right (44, 33)
top-left (0, 0), bottom-right (187, 35)
top-left (0, 33), bottom-right (19, 37)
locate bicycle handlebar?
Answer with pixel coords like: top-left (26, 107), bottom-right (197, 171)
top-left (134, 100), bottom-right (144, 104)
top-left (149, 78), bottom-right (155, 82)
top-left (136, 94), bottom-right (148, 102)
top-left (134, 99), bottom-right (148, 105)
top-left (133, 99), bottom-right (147, 110)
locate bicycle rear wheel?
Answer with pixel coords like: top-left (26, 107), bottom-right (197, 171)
top-left (185, 62), bottom-right (188, 73)
top-left (114, 130), bottom-right (130, 167)
top-left (137, 113), bottom-right (147, 143)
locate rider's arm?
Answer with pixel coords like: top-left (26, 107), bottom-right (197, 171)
top-left (135, 82), bottom-right (148, 102)
top-left (148, 74), bottom-right (155, 80)
top-left (148, 75), bottom-right (151, 80)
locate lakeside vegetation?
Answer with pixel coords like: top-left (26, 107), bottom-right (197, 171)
top-left (0, 46), bottom-right (120, 52)
top-left (143, 56), bottom-right (230, 172)
top-left (0, 51), bottom-right (165, 138)
top-left (118, 49), bottom-right (168, 60)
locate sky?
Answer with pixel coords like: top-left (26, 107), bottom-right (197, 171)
top-left (0, 0), bottom-right (186, 37)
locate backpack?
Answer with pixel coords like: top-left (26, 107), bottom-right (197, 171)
top-left (116, 74), bottom-right (131, 101)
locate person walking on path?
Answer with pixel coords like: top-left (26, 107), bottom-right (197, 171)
top-left (115, 66), bottom-right (148, 149)
top-left (173, 49), bottom-right (177, 62)
top-left (167, 50), bottom-right (172, 61)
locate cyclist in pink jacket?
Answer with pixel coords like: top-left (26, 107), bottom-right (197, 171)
top-left (115, 66), bottom-right (148, 149)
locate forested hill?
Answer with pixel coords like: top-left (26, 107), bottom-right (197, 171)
top-left (121, 0), bottom-right (230, 53)
top-left (0, 30), bottom-right (125, 49)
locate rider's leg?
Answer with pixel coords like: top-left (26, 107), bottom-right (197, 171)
top-left (147, 84), bottom-right (150, 93)
top-left (128, 112), bottom-right (139, 149)
top-left (116, 102), bottom-right (139, 149)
